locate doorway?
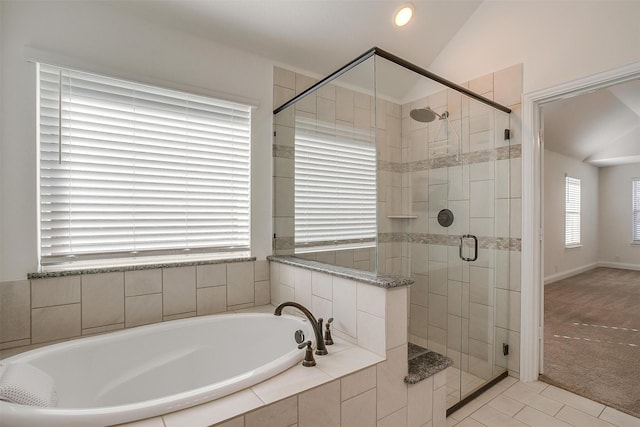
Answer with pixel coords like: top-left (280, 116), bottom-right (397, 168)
top-left (521, 63), bottom-right (640, 417)
top-left (539, 79), bottom-right (640, 416)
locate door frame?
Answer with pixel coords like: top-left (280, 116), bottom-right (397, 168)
top-left (519, 60), bottom-right (640, 382)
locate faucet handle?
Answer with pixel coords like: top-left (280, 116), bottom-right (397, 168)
top-left (298, 340), bottom-right (316, 367)
top-left (324, 317), bottom-right (334, 345)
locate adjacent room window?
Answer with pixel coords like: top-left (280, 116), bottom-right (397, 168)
top-left (38, 63), bottom-right (251, 267)
top-left (294, 116), bottom-right (376, 251)
top-left (633, 178), bottom-right (640, 243)
top-left (565, 176), bottom-right (581, 247)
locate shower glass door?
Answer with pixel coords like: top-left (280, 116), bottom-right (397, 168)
top-left (394, 69), bottom-right (512, 409)
top-left (274, 51), bottom-right (515, 412)
top-left (445, 96), bottom-right (512, 408)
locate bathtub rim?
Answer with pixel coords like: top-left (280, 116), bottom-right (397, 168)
top-left (0, 312), bottom-right (311, 427)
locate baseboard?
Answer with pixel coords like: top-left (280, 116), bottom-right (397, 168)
top-left (597, 261), bottom-right (640, 271)
top-left (544, 263), bottom-right (598, 285)
top-left (544, 261), bottom-right (640, 284)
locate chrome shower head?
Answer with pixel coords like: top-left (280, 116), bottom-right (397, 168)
top-left (409, 107), bottom-right (449, 123)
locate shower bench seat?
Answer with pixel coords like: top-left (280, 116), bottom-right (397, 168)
top-left (405, 343), bottom-right (453, 384)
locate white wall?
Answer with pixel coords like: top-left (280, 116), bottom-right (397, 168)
top-left (543, 150), bottom-right (599, 282)
top-left (0, 0), bottom-right (4, 280)
top-left (0, 1), bottom-right (274, 281)
top-left (429, 0), bottom-right (640, 94)
top-left (598, 163), bottom-right (640, 268)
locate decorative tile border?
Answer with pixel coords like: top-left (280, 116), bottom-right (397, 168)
top-left (274, 236), bottom-right (295, 250)
top-left (378, 233), bottom-right (521, 252)
top-left (378, 144), bottom-right (522, 173)
top-left (295, 238), bottom-right (375, 249)
top-left (273, 144), bottom-right (294, 159)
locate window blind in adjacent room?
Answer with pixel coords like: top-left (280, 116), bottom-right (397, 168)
top-left (633, 179), bottom-right (640, 243)
top-left (38, 63), bottom-right (251, 266)
top-left (565, 176), bottom-right (581, 247)
top-left (294, 115), bottom-right (376, 250)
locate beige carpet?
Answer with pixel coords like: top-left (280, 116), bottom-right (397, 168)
top-left (543, 267), bottom-right (640, 418)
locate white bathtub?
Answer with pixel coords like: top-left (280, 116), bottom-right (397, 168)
top-left (0, 312), bottom-right (312, 427)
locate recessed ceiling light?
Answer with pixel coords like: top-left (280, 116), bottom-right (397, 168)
top-left (394, 3), bottom-right (414, 27)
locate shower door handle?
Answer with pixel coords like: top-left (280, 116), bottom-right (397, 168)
top-left (459, 234), bottom-right (478, 262)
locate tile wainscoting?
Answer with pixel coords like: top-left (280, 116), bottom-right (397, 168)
top-left (0, 259), bottom-right (270, 357)
top-left (1, 257), bottom-right (451, 426)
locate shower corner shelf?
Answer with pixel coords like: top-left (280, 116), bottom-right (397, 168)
top-left (387, 214), bottom-right (418, 219)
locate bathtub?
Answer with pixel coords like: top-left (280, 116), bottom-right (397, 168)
top-left (0, 312), bottom-right (312, 427)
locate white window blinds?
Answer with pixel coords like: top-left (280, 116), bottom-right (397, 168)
top-left (633, 179), bottom-right (640, 243)
top-left (38, 63), bottom-right (251, 266)
top-left (565, 176), bottom-right (581, 247)
top-left (294, 116), bottom-right (377, 250)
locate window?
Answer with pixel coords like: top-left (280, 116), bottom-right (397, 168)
top-left (565, 176), bottom-right (581, 247)
top-left (38, 64), bottom-right (251, 267)
top-left (633, 179), bottom-right (640, 243)
top-left (294, 116), bottom-right (376, 251)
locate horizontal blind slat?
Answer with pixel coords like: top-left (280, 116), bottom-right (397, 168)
top-left (39, 63), bottom-right (251, 264)
top-left (295, 115), bottom-right (376, 247)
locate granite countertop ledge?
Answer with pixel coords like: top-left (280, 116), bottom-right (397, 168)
top-left (28, 257), bottom-right (257, 279)
top-left (267, 255), bottom-right (413, 289)
top-left (405, 343), bottom-right (453, 384)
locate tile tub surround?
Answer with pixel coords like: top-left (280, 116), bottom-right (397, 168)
top-left (114, 335), bottom-right (449, 427)
top-left (112, 325), bottom-right (387, 427)
top-left (268, 257), bottom-right (452, 425)
top-left (269, 256), bottom-right (411, 357)
top-left (116, 306), bottom-right (449, 427)
top-left (0, 259), bottom-right (271, 355)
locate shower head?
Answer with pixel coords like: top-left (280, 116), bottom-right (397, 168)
top-left (409, 107), bottom-right (449, 123)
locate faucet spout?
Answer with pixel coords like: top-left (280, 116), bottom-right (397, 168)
top-left (274, 301), bottom-right (328, 355)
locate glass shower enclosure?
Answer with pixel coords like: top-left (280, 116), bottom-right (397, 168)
top-left (273, 48), bottom-right (513, 411)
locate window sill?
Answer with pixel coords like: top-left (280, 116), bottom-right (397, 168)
top-left (28, 255), bottom-right (256, 279)
top-left (565, 244), bottom-right (583, 249)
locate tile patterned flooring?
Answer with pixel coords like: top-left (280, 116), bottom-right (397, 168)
top-left (447, 376), bottom-right (640, 427)
top-left (446, 367), bottom-right (488, 408)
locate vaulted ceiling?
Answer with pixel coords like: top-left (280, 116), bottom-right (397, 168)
top-left (542, 79), bottom-right (640, 167)
top-left (108, 0), bottom-right (639, 168)
top-left (107, 0), bottom-right (482, 76)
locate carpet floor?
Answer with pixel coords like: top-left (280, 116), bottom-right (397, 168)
top-left (543, 267), bottom-right (640, 418)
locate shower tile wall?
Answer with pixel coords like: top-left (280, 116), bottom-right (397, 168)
top-left (376, 94), bottom-right (409, 277)
top-left (273, 66), bottom-right (400, 273)
top-left (402, 64), bottom-right (523, 386)
top-left (272, 63), bottom-right (524, 385)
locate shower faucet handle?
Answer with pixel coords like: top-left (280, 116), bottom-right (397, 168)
top-left (298, 340), bottom-right (316, 367)
top-left (324, 318), bottom-right (334, 345)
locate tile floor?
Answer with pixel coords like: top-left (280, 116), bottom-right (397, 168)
top-left (446, 366), bottom-right (487, 408)
top-left (447, 376), bottom-right (640, 427)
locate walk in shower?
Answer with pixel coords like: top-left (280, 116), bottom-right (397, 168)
top-left (273, 47), bottom-right (515, 411)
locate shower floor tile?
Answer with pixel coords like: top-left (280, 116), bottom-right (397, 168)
top-left (446, 366), bottom-right (489, 408)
